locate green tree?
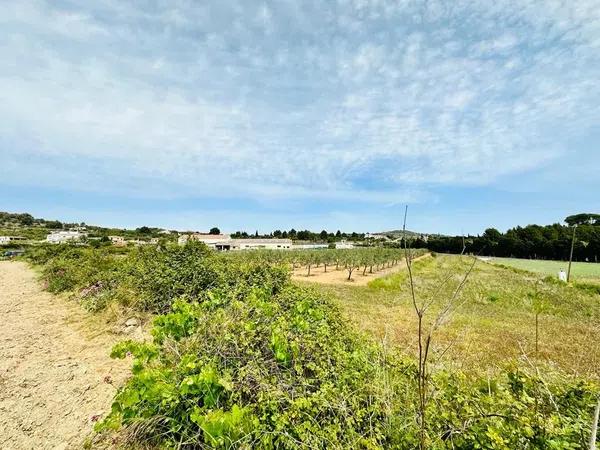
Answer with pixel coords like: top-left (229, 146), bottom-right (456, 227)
top-left (297, 230), bottom-right (310, 240)
top-left (565, 213), bottom-right (600, 226)
top-left (45, 220), bottom-right (63, 229)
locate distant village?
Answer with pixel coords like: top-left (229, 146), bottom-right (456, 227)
top-left (0, 212), bottom-right (432, 255)
top-left (1, 229), bottom-right (367, 250)
top-left (176, 232), bottom-right (359, 251)
top-left (0, 228), bottom-right (430, 252)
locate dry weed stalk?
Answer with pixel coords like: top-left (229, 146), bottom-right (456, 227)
top-left (591, 395), bottom-right (600, 450)
top-left (402, 206), bottom-right (477, 449)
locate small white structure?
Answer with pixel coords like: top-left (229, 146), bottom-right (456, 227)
top-left (0, 236), bottom-right (26, 245)
top-left (229, 238), bottom-right (292, 251)
top-left (335, 240), bottom-right (355, 249)
top-left (292, 243), bottom-right (329, 250)
top-left (46, 231), bottom-right (85, 244)
top-left (365, 233), bottom-right (389, 240)
top-left (109, 236), bottom-right (127, 246)
top-left (558, 269), bottom-right (567, 282)
top-left (128, 239), bottom-right (154, 246)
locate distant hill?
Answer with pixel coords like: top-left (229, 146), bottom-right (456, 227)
top-left (379, 229), bottom-right (446, 239)
top-left (1, 211), bottom-right (383, 243)
top-left (0, 211), bottom-right (177, 242)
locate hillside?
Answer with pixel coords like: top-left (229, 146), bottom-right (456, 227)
top-left (380, 229), bottom-right (445, 239)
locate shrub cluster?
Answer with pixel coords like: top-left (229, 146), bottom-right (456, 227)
top-left (426, 370), bottom-right (598, 448)
top-left (100, 286), bottom-right (401, 448)
top-left (27, 243), bottom-right (600, 448)
top-left (27, 242), bottom-right (288, 312)
top-left (100, 282), bottom-right (599, 449)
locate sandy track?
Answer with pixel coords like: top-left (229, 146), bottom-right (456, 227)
top-left (0, 261), bottom-right (129, 450)
top-left (292, 253), bottom-right (431, 286)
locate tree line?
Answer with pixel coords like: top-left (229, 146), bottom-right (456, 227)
top-left (231, 229), bottom-right (367, 241)
top-left (0, 211), bottom-right (69, 229)
top-left (423, 214), bottom-right (600, 262)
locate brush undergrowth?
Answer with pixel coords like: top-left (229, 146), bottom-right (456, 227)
top-left (27, 243), bottom-right (600, 448)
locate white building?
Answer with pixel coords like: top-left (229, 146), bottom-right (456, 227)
top-left (46, 231), bottom-right (85, 243)
top-left (365, 233), bottom-right (389, 240)
top-left (178, 234), bottom-right (294, 251)
top-left (128, 239), bottom-right (155, 246)
top-left (178, 233), bottom-right (231, 248)
top-left (0, 236), bottom-right (26, 245)
top-left (335, 240), bottom-right (355, 249)
top-left (109, 236), bottom-right (127, 246)
top-left (292, 243), bottom-right (329, 250)
top-left (227, 238), bottom-right (292, 251)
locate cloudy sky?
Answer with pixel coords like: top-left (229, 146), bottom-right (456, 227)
top-left (1, 0), bottom-right (599, 234)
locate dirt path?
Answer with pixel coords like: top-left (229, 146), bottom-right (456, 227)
top-left (0, 261), bottom-right (130, 450)
top-left (292, 253), bottom-right (431, 286)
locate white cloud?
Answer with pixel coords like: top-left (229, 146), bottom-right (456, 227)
top-left (1, 0), bottom-right (599, 203)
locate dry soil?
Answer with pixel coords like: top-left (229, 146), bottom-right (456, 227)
top-left (291, 253), bottom-right (431, 286)
top-left (0, 261), bottom-right (129, 450)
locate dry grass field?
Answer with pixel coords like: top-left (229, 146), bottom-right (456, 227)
top-left (300, 254), bottom-right (600, 378)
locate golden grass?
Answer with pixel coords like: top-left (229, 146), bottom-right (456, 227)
top-left (301, 254), bottom-right (600, 379)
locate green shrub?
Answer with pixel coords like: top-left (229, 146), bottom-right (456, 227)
top-left (100, 286), bottom-right (399, 448)
top-left (99, 285), bottom-right (600, 449)
top-left (25, 243), bottom-right (81, 265)
top-left (573, 281), bottom-right (600, 296)
top-left (41, 247), bottom-right (122, 294)
top-left (26, 242), bottom-right (600, 448)
top-left (425, 370), bottom-right (598, 449)
top-left (487, 291), bottom-right (501, 302)
top-left (122, 243), bottom-right (289, 312)
top-left (28, 242), bottom-right (290, 312)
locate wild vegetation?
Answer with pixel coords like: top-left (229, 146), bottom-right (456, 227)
top-left (22, 242), bottom-right (600, 448)
top-left (0, 210), bottom-right (179, 243)
top-left (314, 254), bottom-right (600, 377)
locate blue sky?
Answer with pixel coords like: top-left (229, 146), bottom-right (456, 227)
top-left (1, 0), bottom-right (599, 234)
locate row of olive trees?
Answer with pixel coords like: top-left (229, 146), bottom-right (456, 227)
top-left (222, 247), bottom-right (428, 280)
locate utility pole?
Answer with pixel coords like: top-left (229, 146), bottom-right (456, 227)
top-left (402, 205), bottom-right (408, 244)
top-left (567, 224), bottom-right (577, 282)
top-left (590, 395), bottom-right (599, 450)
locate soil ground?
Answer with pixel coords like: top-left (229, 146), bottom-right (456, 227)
top-left (291, 253), bottom-right (431, 286)
top-left (0, 261), bottom-right (130, 450)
